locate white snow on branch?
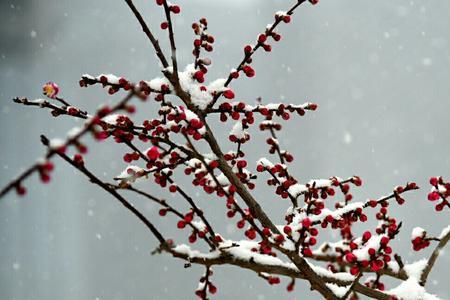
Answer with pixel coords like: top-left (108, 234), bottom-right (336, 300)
top-left (114, 165), bottom-right (145, 183)
top-left (404, 259), bottom-right (428, 280)
top-left (387, 279), bottom-right (441, 300)
top-left (326, 283), bottom-right (351, 298)
top-left (143, 77), bottom-right (172, 91)
top-left (438, 225), bottom-right (450, 239)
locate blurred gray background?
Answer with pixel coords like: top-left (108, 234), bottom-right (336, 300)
top-left (1, 0), bottom-right (449, 299)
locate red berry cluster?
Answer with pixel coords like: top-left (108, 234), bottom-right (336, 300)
top-left (192, 18), bottom-right (214, 66)
top-left (38, 161), bottom-right (54, 184)
top-left (427, 176), bottom-right (450, 211)
top-left (345, 232), bottom-right (392, 275)
top-left (195, 268), bottom-right (217, 299)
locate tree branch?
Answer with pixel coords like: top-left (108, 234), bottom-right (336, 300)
top-left (124, 0), bottom-right (169, 68)
top-left (420, 227), bottom-right (450, 286)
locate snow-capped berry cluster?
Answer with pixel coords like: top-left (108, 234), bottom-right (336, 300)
top-left (427, 176), bottom-right (450, 211)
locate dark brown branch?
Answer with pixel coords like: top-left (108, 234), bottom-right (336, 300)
top-left (124, 0), bottom-right (169, 68)
top-left (124, 140), bottom-right (218, 246)
top-left (162, 1), bottom-right (179, 80)
top-left (0, 92), bottom-right (136, 199)
top-left (207, 0), bottom-right (308, 109)
top-left (118, 185), bottom-right (216, 249)
top-left (41, 135), bottom-right (167, 246)
top-left (13, 97), bottom-right (88, 120)
top-left (170, 246), bottom-right (393, 300)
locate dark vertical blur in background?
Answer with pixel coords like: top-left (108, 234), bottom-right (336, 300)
top-left (1, 0), bottom-right (449, 299)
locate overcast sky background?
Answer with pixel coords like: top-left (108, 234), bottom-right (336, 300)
top-left (1, 0), bottom-right (450, 299)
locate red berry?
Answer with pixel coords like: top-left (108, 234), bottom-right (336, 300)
top-left (345, 253), bottom-right (357, 263)
top-left (268, 277), bottom-right (280, 285)
top-left (170, 5), bottom-right (180, 14)
top-left (283, 15), bottom-right (291, 23)
top-left (362, 231), bottom-right (372, 241)
top-left (16, 185), bottom-right (27, 196)
top-left (236, 160), bottom-right (247, 168)
top-left (283, 226), bottom-right (292, 235)
top-left (258, 34), bottom-right (267, 43)
top-left (302, 218), bottom-right (311, 228)
top-left (169, 185), bottom-right (177, 193)
top-left (428, 191), bottom-right (440, 201)
top-left (177, 220), bottom-right (186, 229)
top-left (429, 177), bottom-right (439, 186)
top-left (147, 146), bottom-right (160, 161)
top-left (160, 22), bottom-right (169, 30)
top-left (223, 90), bottom-right (235, 99)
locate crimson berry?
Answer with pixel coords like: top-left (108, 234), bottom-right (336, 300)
top-left (160, 22), bottom-right (169, 30)
top-left (169, 185), bottom-right (177, 193)
top-left (345, 252), bottom-right (357, 263)
top-left (147, 146), bottom-right (160, 161)
top-left (230, 71), bottom-right (239, 79)
top-left (350, 266), bottom-right (360, 275)
top-left (170, 5), bottom-right (180, 14)
top-left (16, 185), bottom-right (27, 196)
top-left (258, 34), bottom-right (267, 43)
top-left (246, 229), bottom-right (256, 240)
top-left (362, 231), bottom-right (372, 241)
top-left (209, 284), bottom-right (217, 294)
top-left (237, 220), bottom-right (245, 229)
top-left (268, 277), bottom-right (280, 285)
top-left (236, 160), bottom-right (247, 168)
top-left (303, 248), bottom-right (313, 257)
top-left (302, 218), bottom-right (311, 228)
top-left (430, 177), bottom-right (439, 186)
top-left (263, 44), bottom-right (272, 52)
top-left (283, 15), bottom-right (291, 23)
top-left (188, 234), bottom-right (197, 243)
top-left (428, 191), bottom-right (440, 201)
top-left (283, 226), bottom-right (292, 235)
top-left (223, 90), bottom-right (235, 99)
top-left (177, 220), bottom-right (186, 229)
